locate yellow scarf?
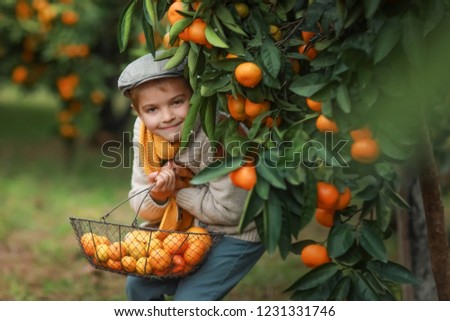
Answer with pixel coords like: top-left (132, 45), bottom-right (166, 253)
top-left (140, 122), bottom-right (193, 231)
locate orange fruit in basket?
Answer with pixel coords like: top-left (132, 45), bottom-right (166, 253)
top-left (163, 233), bottom-right (189, 255)
top-left (121, 256), bottom-right (137, 273)
top-left (149, 248), bottom-right (172, 271)
top-left (187, 226), bottom-right (212, 250)
top-left (94, 244), bottom-right (110, 262)
top-left (107, 242), bottom-right (127, 261)
top-left (106, 259), bottom-right (122, 271)
top-left (136, 257), bottom-right (153, 275)
top-left (171, 254), bottom-right (187, 274)
top-left (183, 238), bottom-right (208, 266)
top-left (96, 235), bottom-right (111, 245)
top-left (124, 229), bottom-right (151, 244)
top-left (80, 232), bottom-right (99, 256)
top-left (146, 238), bottom-right (162, 255)
top-left (127, 241), bottom-right (148, 260)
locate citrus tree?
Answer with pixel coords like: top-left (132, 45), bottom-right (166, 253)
top-left (0, 0), bottom-right (147, 142)
top-left (116, 0), bottom-right (450, 300)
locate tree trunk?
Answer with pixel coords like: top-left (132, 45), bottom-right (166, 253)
top-left (417, 120), bottom-right (450, 300)
top-left (397, 166), bottom-right (438, 300)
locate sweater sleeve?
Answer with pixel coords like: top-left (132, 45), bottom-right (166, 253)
top-left (176, 176), bottom-right (248, 226)
top-left (128, 118), bottom-right (167, 224)
top-left (175, 127), bottom-right (249, 226)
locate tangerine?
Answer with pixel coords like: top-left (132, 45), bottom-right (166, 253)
top-left (317, 181), bottom-right (340, 210)
top-left (302, 31), bottom-right (317, 43)
top-left (136, 257), bottom-right (153, 275)
top-left (234, 62), bottom-right (263, 88)
top-left (80, 232), bottom-right (99, 256)
top-left (229, 163), bottom-right (257, 190)
top-left (106, 259), bottom-right (122, 271)
top-left (11, 66), bottom-right (28, 84)
top-left (148, 248), bottom-right (172, 271)
top-left (351, 138), bottom-right (380, 163)
top-left (183, 238), bottom-right (208, 266)
top-left (306, 98), bottom-right (322, 112)
top-left (167, 1), bottom-right (186, 25)
top-left (336, 187), bottom-right (351, 210)
top-left (171, 254), bottom-right (187, 273)
top-left (244, 99), bottom-right (270, 118)
top-left (350, 127), bottom-right (373, 141)
top-left (299, 44), bottom-right (318, 60)
top-left (107, 242), bottom-right (127, 261)
top-left (301, 244), bottom-right (331, 268)
top-left (234, 3), bottom-right (249, 18)
top-left (121, 255), bottom-right (137, 273)
top-left (227, 94), bottom-right (246, 121)
top-left (188, 18), bottom-right (209, 46)
top-left (163, 233), bottom-right (189, 255)
top-left (315, 208), bottom-right (335, 228)
top-left (316, 114), bottom-right (339, 133)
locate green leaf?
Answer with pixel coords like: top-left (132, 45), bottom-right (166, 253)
top-left (190, 154), bottom-right (243, 185)
top-left (363, 0), bottom-right (381, 19)
top-left (289, 73), bottom-right (327, 97)
top-left (188, 47), bottom-right (199, 89)
top-left (385, 184), bottom-right (411, 210)
top-left (350, 270), bottom-right (381, 300)
top-left (164, 41), bottom-right (189, 70)
top-left (367, 260), bottom-right (419, 285)
top-left (205, 25), bottom-right (229, 48)
top-left (255, 175), bottom-right (270, 200)
top-left (200, 96), bottom-right (216, 140)
top-left (376, 191), bottom-right (393, 233)
top-left (141, 15), bottom-right (155, 56)
top-left (263, 196), bottom-right (283, 253)
top-left (336, 84), bottom-right (351, 113)
top-left (216, 3), bottom-right (247, 36)
top-left (377, 131), bottom-right (414, 161)
top-left (423, 0), bottom-right (445, 36)
top-left (401, 11), bottom-right (424, 69)
top-left (256, 157), bottom-right (287, 190)
top-left (285, 263), bottom-right (340, 292)
top-left (358, 222), bottom-right (387, 262)
top-left (239, 188), bottom-right (264, 231)
top-left (143, 0), bottom-right (157, 27)
top-left (328, 224), bottom-right (355, 258)
top-left (117, 0), bottom-right (137, 53)
top-left (180, 91), bottom-right (204, 147)
top-left (169, 18), bottom-right (192, 42)
top-left (261, 40), bottom-right (282, 78)
top-left (329, 276), bottom-right (351, 301)
top-left (373, 18), bottom-right (401, 64)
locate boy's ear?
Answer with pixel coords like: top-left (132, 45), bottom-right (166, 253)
top-left (130, 104), bottom-right (139, 115)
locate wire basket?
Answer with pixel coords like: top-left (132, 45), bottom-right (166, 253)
top-left (69, 186), bottom-right (219, 279)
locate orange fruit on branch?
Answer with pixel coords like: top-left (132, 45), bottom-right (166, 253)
top-left (301, 244), bottom-right (331, 268)
top-left (306, 98), bottom-right (322, 112)
top-left (187, 18), bottom-right (210, 46)
top-left (351, 138), bottom-right (380, 163)
top-left (336, 187), bottom-right (352, 210)
top-left (227, 94), bottom-right (247, 121)
top-left (317, 181), bottom-right (340, 210)
top-left (350, 127), bottom-right (373, 141)
top-left (302, 31), bottom-right (317, 43)
top-left (167, 1), bottom-right (186, 25)
top-left (229, 163), bottom-right (257, 190)
top-left (315, 208), bottom-right (335, 228)
top-left (299, 44), bottom-right (318, 60)
top-left (316, 114), bottom-right (339, 133)
top-left (244, 99), bottom-right (270, 118)
top-left (234, 62), bottom-right (263, 88)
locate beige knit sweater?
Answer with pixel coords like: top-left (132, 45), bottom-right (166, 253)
top-left (128, 117), bottom-right (260, 243)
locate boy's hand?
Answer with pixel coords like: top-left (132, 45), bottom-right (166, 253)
top-left (148, 161), bottom-right (176, 204)
top-left (173, 163), bottom-right (194, 190)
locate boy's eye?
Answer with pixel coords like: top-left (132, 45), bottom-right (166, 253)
top-left (145, 107), bottom-right (157, 113)
top-left (172, 99), bottom-right (183, 106)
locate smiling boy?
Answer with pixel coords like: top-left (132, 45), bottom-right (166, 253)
top-left (118, 53), bottom-right (264, 301)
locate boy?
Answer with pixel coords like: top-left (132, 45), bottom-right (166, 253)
top-left (118, 53), bottom-right (264, 300)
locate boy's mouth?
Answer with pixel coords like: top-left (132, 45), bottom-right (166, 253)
top-left (160, 122), bottom-right (182, 130)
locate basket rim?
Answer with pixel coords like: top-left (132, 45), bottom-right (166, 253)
top-left (69, 216), bottom-right (220, 236)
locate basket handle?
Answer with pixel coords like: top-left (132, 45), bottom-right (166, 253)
top-left (100, 184), bottom-right (155, 227)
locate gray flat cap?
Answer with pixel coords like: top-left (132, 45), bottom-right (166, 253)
top-left (118, 52), bottom-right (185, 97)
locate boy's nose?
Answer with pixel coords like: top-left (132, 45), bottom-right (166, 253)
top-left (161, 108), bottom-right (175, 122)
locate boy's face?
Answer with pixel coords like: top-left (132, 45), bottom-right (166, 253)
top-left (132, 77), bottom-right (192, 142)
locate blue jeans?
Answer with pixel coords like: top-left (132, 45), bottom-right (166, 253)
top-left (126, 236), bottom-right (265, 301)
